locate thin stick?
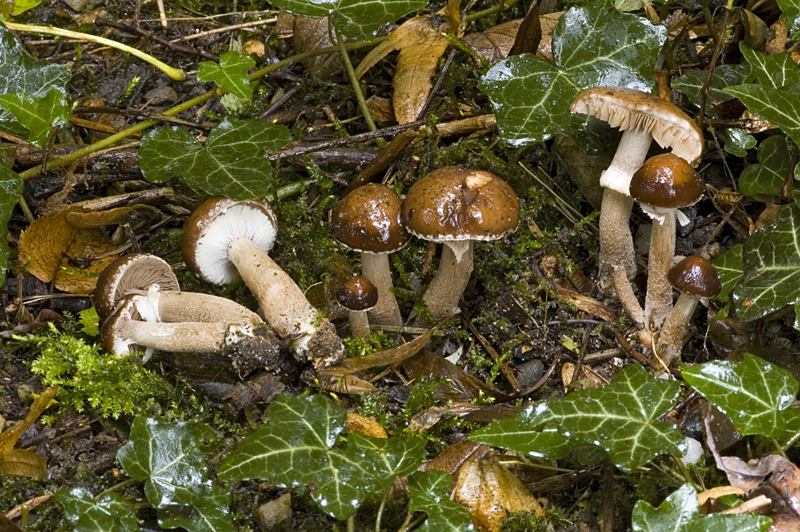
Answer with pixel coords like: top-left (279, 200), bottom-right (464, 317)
top-left (96, 18), bottom-right (219, 61)
top-left (5, 22), bottom-right (185, 80)
top-left (156, 0), bottom-right (168, 27)
top-left (174, 18), bottom-right (278, 42)
top-left (335, 27), bottom-right (377, 132)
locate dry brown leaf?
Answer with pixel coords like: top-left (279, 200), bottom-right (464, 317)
top-left (312, 366), bottom-right (377, 393)
top-left (53, 228), bottom-right (118, 293)
top-left (19, 208), bottom-right (77, 283)
top-left (346, 412), bottom-right (388, 438)
top-left (420, 441), bottom-right (493, 479)
top-left (453, 456), bottom-right (545, 532)
top-left (0, 386), bottom-right (58, 478)
top-left (403, 350), bottom-right (513, 403)
top-left (463, 19), bottom-right (521, 66)
top-left (292, 15), bottom-right (344, 79)
top-left (697, 485), bottom-right (746, 506)
top-left (355, 0), bottom-right (462, 124)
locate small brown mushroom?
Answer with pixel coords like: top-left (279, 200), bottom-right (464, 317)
top-left (570, 87), bottom-right (703, 293)
top-left (657, 256), bottom-right (721, 366)
top-left (182, 197), bottom-right (343, 368)
top-left (337, 275), bottom-right (378, 338)
top-left (401, 166), bottom-right (519, 322)
top-left (330, 184), bottom-right (409, 327)
top-left (630, 154), bottom-right (705, 329)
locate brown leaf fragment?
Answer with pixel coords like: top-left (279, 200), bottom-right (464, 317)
top-left (420, 441), bottom-right (493, 480)
top-left (409, 406), bottom-right (449, 432)
top-left (453, 456), bottom-right (545, 532)
top-left (463, 19), bottom-right (521, 66)
top-left (310, 366), bottom-right (377, 394)
top-left (698, 485), bottom-right (746, 506)
top-left (403, 350), bottom-right (513, 402)
top-left (53, 227), bottom-right (119, 293)
top-left (0, 513), bottom-right (24, 532)
top-left (355, 0), bottom-right (462, 124)
top-left (509, 1), bottom-right (541, 57)
top-left (341, 323), bottom-right (438, 371)
top-left (0, 308), bottom-right (62, 339)
top-left (768, 19), bottom-right (788, 55)
top-left (0, 386), bottom-right (57, 478)
top-left (292, 15), bottom-right (344, 79)
top-left (346, 412), bottom-right (388, 438)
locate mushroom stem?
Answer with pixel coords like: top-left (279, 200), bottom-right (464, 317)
top-left (423, 241), bottom-right (473, 322)
top-left (348, 310), bottom-right (371, 338)
top-left (227, 236), bottom-right (319, 343)
top-left (119, 320), bottom-right (240, 353)
top-left (645, 211), bottom-right (676, 330)
top-left (656, 292), bottom-right (699, 366)
top-left (361, 252), bottom-right (402, 326)
top-left (612, 265), bottom-right (644, 326)
top-left (597, 129), bottom-right (652, 292)
top-left (144, 291), bottom-right (263, 325)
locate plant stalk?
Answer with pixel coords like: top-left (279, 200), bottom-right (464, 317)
top-left (5, 23), bottom-right (186, 81)
top-left (335, 28), bottom-right (377, 132)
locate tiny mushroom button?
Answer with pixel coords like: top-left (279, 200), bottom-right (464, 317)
top-left (570, 87), bottom-right (703, 294)
top-left (337, 274), bottom-right (378, 338)
top-left (657, 256), bottom-right (721, 366)
top-left (330, 183), bottom-right (410, 327)
top-left (182, 197), bottom-right (343, 368)
top-left (630, 154), bottom-right (705, 330)
top-left (401, 166), bottom-right (519, 322)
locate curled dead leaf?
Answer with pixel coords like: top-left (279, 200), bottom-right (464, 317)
top-left (0, 386), bottom-right (58, 478)
top-left (346, 412), bottom-right (388, 438)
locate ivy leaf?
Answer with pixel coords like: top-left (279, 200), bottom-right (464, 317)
top-left (672, 64), bottom-right (749, 106)
top-left (218, 393), bottom-right (426, 521)
top-left (683, 353), bottom-right (799, 438)
top-left (55, 487), bottom-right (138, 532)
top-left (0, 89), bottom-right (70, 147)
top-left (732, 203), bottom-right (800, 321)
top-left (721, 129), bottom-right (756, 157)
top-left (739, 43), bottom-right (800, 88)
top-left (138, 118), bottom-right (291, 200)
top-left (117, 417), bottom-right (236, 532)
top-left (632, 484), bottom-right (772, 532)
top-left (0, 164), bottom-right (23, 280)
top-left (480, 5), bottom-right (665, 153)
top-left (472, 365), bottom-right (685, 472)
top-left (10, 0), bottom-right (45, 15)
top-left (0, 24), bottom-right (71, 139)
top-left (712, 243), bottom-right (743, 304)
top-left (407, 470), bottom-right (475, 532)
top-left (776, 0), bottom-right (800, 44)
top-left (197, 51), bottom-right (255, 101)
top-left (269, 0), bottom-right (427, 41)
top-left (739, 135), bottom-right (791, 196)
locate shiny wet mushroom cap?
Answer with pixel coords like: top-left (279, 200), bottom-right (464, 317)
top-left (94, 253), bottom-right (179, 321)
top-left (337, 274), bottom-right (378, 338)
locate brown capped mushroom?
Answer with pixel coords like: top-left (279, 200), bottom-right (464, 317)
top-left (630, 154), bottom-right (704, 329)
top-left (94, 253), bottom-right (261, 325)
top-left (570, 87), bottom-right (703, 294)
top-left (182, 197), bottom-right (343, 368)
top-left (330, 184), bottom-right (409, 327)
top-left (401, 166), bottom-right (519, 322)
top-left (337, 274), bottom-right (378, 338)
top-left (657, 256), bottom-right (721, 366)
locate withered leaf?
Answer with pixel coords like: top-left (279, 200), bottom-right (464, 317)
top-left (355, 0), bottom-right (462, 124)
top-left (0, 386), bottom-right (58, 478)
top-left (291, 14), bottom-right (345, 80)
top-left (452, 456), bottom-right (545, 532)
top-left (346, 412), bottom-right (388, 439)
top-left (462, 13), bottom-right (563, 67)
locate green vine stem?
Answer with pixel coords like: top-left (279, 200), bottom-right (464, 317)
top-left (5, 22), bottom-right (186, 81)
top-left (335, 28), bottom-right (377, 132)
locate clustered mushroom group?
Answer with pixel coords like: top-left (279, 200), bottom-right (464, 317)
top-left (94, 86), bottom-right (718, 374)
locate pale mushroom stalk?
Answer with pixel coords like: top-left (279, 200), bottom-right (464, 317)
top-left (360, 252), bottom-right (402, 326)
top-left (227, 236), bottom-right (320, 350)
top-left (657, 292), bottom-right (701, 364)
top-left (645, 211), bottom-right (676, 329)
top-left (423, 241), bottom-right (473, 322)
top-left (138, 290), bottom-right (262, 325)
top-left (116, 320), bottom-right (238, 353)
top-left (612, 265), bottom-right (644, 326)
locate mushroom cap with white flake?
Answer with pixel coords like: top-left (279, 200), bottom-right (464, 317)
top-left (182, 197), bottom-right (278, 286)
top-left (94, 253), bottom-right (180, 321)
top-left (569, 87), bottom-right (703, 165)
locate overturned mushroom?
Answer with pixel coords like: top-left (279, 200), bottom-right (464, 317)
top-left (182, 197), bottom-right (343, 368)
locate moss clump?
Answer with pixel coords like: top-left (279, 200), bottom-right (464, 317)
top-left (14, 323), bottom-right (172, 419)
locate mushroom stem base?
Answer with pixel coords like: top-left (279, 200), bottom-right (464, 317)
top-left (656, 293), bottom-right (699, 366)
top-left (361, 252), bottom-right (403, 327)
top-left (599, 188), bottom-right (635, 293)
top-left (645, 211), bottom-right (676, 330)
top-left (423, 241), bottom-right (473, 322)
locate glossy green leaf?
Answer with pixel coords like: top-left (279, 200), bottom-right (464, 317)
top-left (739, 43), bottom-right (800, 88)
top-left (682, 353), bottom-right (799, 438)
top-left (268, 0), bottom-right (427, 41)
top-left (407, 470), bottom-right (475, 532)
top-left (672, 64), bottom-right (749, 109)
top-left (138, 118), bottom-right (291, 200)
top-left (10, 0), bottom-right (44, 15)
top-left (197, 51), bottom-right (255, 101)
top-left (117, 417), bottom-right (236, 532)
top-left (732, 203), bottom-right (800, 321)
top-left (721, 128), bottom-right (756, 157)
top-left (55, 487), bottom-right (138, 532)
top-left (218, 393), bottom-right (426, 521)
top-left (0, 89), bottom-right (70, 147)
top-left (480, 5), bottom-right (666, 152)
top-left (472, 365), bottom-right (685, 472)
top-left (776, 0), bottom-right (800, 43)
top-left (0, 24), bottom-right (70, 139)
top-left (712, 243), bottom-right (743, 303)
top-left (0, 164), bottom-right (22, 281)
top-left (632, 483), bottom-right (772, 532)
top-left (739, 135), bottom-right (791, 196)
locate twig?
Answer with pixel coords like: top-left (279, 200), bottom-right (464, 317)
top-left (335, 27), bottom-right (377, 132)
top-left (156, 0), bottom-right (168, 27)
top-left (96, 18), bottom-right (219, 61)
top-left (174, 18), bottom-right (278, 43)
